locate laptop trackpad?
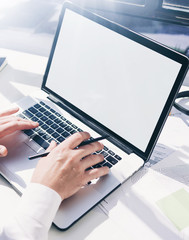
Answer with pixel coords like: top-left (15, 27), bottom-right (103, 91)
top-left (54, 184), bottom-right (103, 229)
top-left (0, 132), bottom-right (40, 190)
top-left (54, 173), bottom-right (120, 229)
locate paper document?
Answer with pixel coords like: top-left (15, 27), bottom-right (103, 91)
top-left (145, 143), bottom-right (174, 168)
top-left (157, 188), bottom-right (189, 231)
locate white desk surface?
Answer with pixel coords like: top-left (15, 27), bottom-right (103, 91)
top-left (0, 48), bottom-right (189, 240)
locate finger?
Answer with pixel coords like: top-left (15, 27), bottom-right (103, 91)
top-left (57, 132), bottom-right (90, 150)
top-left (0, 116), bottom-right (26, 124)
top-left (81, 154), bottom-right (104, 170)
top-left (0, 106), bottom-right (19, 117)
top-left (76, 141), bottom-right (104, 159)
top-left (84, 166), bottom-right (109, 183)
top-left (0, 116), bottom-right (37, 124)
top-left (46, 140), bottom-right (57, 152)
top-left (0, 120), bottom-right (39, 137)
top-left (0, 145), bottom-right (8, 157)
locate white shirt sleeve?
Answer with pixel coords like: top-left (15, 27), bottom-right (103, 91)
top-left (0, 183), bottom-right (62, 240)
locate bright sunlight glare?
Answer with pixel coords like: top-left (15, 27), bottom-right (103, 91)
top-left (0, 0), bottom-right (29, 9)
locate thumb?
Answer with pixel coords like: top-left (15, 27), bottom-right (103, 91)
top-left (46, 140), bottom-right (57, 152)
top-left (0, 145), bottom-right (8, 157)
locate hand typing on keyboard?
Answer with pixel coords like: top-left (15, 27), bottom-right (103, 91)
top-left (0, 105), bottom-right (110, 200)
top-left (0, 106), bottom-right (39, 157)
top-left (31, 132), bottom-right (109, 200)
top-left (21, 101), bottom-right (122, 168)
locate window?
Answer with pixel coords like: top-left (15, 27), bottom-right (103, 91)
top-left (163, 0), bottom-right (189, 12)
top-left (112, 0), bottom-right (145, 6)
top-left (78, 0), bottom-right (189, 25)
top-left (76, 0), bottom-right (189, 59)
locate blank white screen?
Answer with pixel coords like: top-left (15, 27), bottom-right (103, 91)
top-left (46, 9), bottom-right (181, 152)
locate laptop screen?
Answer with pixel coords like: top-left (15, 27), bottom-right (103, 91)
top-left (45, 8), bottom-right (182, 152)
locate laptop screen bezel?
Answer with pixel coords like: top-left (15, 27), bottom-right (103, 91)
top-left (42, 1), bottom-right (189, 161)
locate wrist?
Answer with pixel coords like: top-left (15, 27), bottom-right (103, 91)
top-left (19, 183), bottom-right (62, 228)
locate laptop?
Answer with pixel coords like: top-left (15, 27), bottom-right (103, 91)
top-left (0, 1), bottom-right (188, 230)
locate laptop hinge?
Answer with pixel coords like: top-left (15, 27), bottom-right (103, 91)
top-left (48, 94), bottom-right (133, 155)
top-left (48, 94), bottom-right (60, 104)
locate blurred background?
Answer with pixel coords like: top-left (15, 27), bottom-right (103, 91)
top-left (0, 0), bottom-right (189, 82)
top-left (0, 0), bottom-right (63, 56)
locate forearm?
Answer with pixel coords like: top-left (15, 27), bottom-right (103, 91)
top-left (0, 183), bottom-right (62, 240)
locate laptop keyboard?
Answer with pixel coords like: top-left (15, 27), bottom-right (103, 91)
top-left (19, 101), bottom-right (122, 168)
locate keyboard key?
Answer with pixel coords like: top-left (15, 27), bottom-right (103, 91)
top-left (77, 128), bottom-right (83, 132)
top-left (51, 123), bottom-right (59, 129)
top-left (115, 155), bottom-right (122, 160)
top-left (44, 104), bottom-right (50, 109)
top-left (108, 150), bottom-right (115, 156)
top-left (55, 112), bottom-right (61, 117)
top-left (41, 141), bottom-right (49, 150)
top-left (46, 119), bottom-right (53, 126)
top-left (48, 138), bottom-right (55, 143)
top-left (23, 110), bottom-right (33, 118)
top-left (70, 130), bottom-right (77, 135)
top-left (24, 129), bottom-right (34, 136)
top-left (65, 126), bottom-right (73, 132)
top-left (59, 122), bottom-right (67, 128)
top-left (37, 120), bottom-right (43, 126)
top-left (31, 116), bottom-right (38, 122)
top-left (57, 136), bottom-right (65, 142)
top-left (39, 107), bottom-right (46, 112)
top-left (44, 111), bottom-right (51, 116)
top-left (46, 128), bottom-right (54, 134)
top-left (103, 146), bottom-right (109, 151)
top-left (93, 164), bottom-right (102, 168)
top-left (106, 156), bottom-right (118, 165)
top-left (34, 103), bottom-right (41, 109)
top-left (62, 131), bottom-right (70, 138)
top-left (103, 162), bottom-right (112, 168)
top-left (36, 112), bottom-right (43, 118)
top-left (71, 124), bottom-right (78, 129)
top-left (40, 101), bottom-right (45, 106)
top-left (42, 134), bottom-right (51, 141)
top-left (49, 114), bottom-right (56, 120)
top-left (50, 108), bottom-right (55, 113)
top-left (52, 132), bottom-right (60, 138)
top-left (54, 118), bottom-right (62, 124)
top-left (41, 116), bottom-right (48, 121)
top-left (41, 124), bottom-right (48, 130)
top-left (56, 127), bottom-right (64, 134)
top-left (28, 107), bottom-right (38, 114)
top-left (66, 120), bottom-right (72, 125)
top-left (36, 128), bottom-right (45, 137)
top-left (96, 150), bottom-right (102, 153)
top-left (32, 135), bottom-right (49, 150)
top-left (101, 151), bottom-right (108, 157)
top-left (60, 116), bottom-right (66, 121)
top-left (35, 126), bottom-right (44, 132)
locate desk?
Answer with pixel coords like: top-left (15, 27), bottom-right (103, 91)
top-left (0, 48), bottom-right (189, 240)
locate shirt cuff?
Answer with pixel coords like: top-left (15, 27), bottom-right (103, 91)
top-left (18, 183), bottom-right (62, 230)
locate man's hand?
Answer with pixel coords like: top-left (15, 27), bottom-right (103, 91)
top-left (0, 106), bottom-right (38, 157)
top-left (31, 132), bottom-right (109, 200)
